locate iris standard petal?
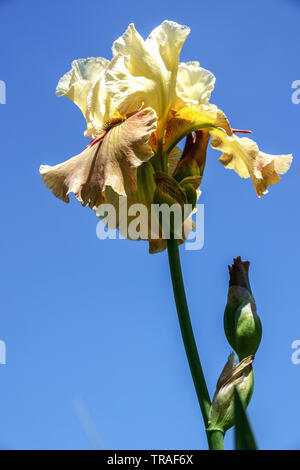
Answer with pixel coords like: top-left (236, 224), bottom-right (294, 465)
top-left (105, 21), bottom-right (190, 123)
top-left (56, 57), bottom-right (114, 137)
top-left (56, 57), bottom-right (108, 116)
top-left (175, 61), bottom-right (216, 110)
top-left (86, 73), bottom-right (116, 136)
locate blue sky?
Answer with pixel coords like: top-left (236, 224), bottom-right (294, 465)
top-left (0, 0), bottom-right (299, 450)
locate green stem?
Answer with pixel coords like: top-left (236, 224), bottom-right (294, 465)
top-left (207, 430), bottom-right (224, 450)
top-left (167, 237), bottom-right (224, 450)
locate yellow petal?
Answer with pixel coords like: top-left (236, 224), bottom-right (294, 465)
top-left (56, 57), bottom-right (114, 137)
top-left (254, 151), bottom-right (293, 189)
top-left (216, 136), bottom-right (253, 179)
top-left (40, 108), bottom-right (157, 208)
top-left (105, 21), bottom-right (190, 123)
top-left (164, 104), bottom-right (231, 152)
top-left (213, 134), bottom-right (293, 196)
top-left (174, 61), bottom-right (215, 110)
top-left (146, 21), bottom-right (190, 73)
top-left (86, 74), bottom-right (115, 136)
top-left (56, 57), bottom-right (108, 115)
top-left (164, 104), bottom-right (292, 197)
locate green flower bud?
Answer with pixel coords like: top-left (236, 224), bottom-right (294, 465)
top-left (208, 353), bottom-right (254, 433)
top-left (153, 171), bottom-right (187, 236)
top-left (153, 172), bottom-right (187, 208)
top-left (180, 175), bottom-right (201, 210)
top-left (224, 257), bottom-right (262, 360)
top-left (153, 172), bottom-right (202, 237)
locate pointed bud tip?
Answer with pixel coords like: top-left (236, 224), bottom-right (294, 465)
top-left (228, 256), bottom-right (251, 290)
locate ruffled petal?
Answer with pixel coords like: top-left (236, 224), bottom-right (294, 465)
top-left (56, 58), bottom-right (108, 115)
top-left (40, 141), bottom-right (106, 208)
top-left (105, 53), bottom-right (154, 117)
top-left (101, 108), bottom-right (157, 195)
top-left (213, 135), bottom-right (293, 196)
top-left (105, 21), bottom-right (190, 122)
top-left (146, 21), bottom-right (190, 73)
top-left (175, 61), bottom-right (215, 110)
top-left (56, 57), bottom-right (115, 136)
top-left (254, 151), bottom-right (293, 189)
top-left (163, 104), bottom-right (292, 197)
top-left (40, 108), bottom-right (157, 208)
top-left (216, 135), bottom-right (253, 179)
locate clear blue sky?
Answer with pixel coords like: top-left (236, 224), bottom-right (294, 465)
top-left (0, 0), bottom-right (299, 450)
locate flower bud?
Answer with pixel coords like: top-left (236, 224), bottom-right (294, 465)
top-left (179, 175), bottom-right (201, 209)
top-left (173, 130), bottom-right (210, 183)
top-left (153, 172), bottom-right (187, 208)
top-left (208, 353), bottom-right (254, 433)
top-left (153, 172), bottom-right (188, 236)
top-left (224, 257), bottom-right (262, 360)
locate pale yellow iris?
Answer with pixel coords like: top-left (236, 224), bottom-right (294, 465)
top-left (39, 20), bottom-right (292, 253)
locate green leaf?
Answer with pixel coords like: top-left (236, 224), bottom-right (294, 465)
top-left (234, 387), bottom-right (258, 450)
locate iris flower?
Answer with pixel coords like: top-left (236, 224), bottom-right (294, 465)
top-left (40, 20), bottom-right (292, 252)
